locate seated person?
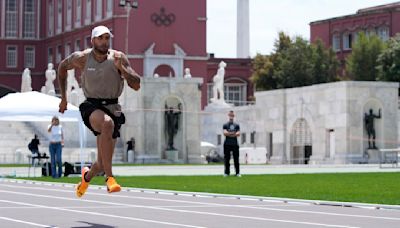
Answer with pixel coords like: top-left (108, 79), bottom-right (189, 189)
top-left (28, 134), bottom-right (42, 165)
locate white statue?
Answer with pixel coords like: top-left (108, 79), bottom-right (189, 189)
top-left (45, 63), bottom-right (56, 94)
top-left (70, 88), bottom-right (79, 106)
top-left (211, 61), bottom-right (226, 103)
top-left (184, 68), bottom-right (192, 79)
top-left (21, 68), bottom-right (32, 92)
top-left (67, 69), bottom-right (80, 96)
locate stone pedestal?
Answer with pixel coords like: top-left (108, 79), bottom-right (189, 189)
top-left (366, 149), bottom-right (380, 164)
top-left (166, 149), bottom-right (178, 162)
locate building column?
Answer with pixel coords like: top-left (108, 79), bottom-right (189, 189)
top-left (236, 0), bottom-right (250, 58)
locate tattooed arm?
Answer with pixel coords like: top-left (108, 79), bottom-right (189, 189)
top-left (114, 51), bottom-right (141, 91)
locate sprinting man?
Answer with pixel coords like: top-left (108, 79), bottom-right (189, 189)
top-left (58, 25), bottom-right (141, 197)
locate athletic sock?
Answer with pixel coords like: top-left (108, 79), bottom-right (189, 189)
top-left (84, 171), bottom-right (90, 183)
top-left (105, 175), bottom-right (114, 182)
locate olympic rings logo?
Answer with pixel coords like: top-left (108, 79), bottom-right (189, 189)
top-left (151, 7), bottom-right (176, 27)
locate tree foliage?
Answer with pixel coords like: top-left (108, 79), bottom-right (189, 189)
top-left (311, 39), bottom-right (339, 84)
top-left (346, 33), bottom-right (386, 81)
top-left (251, 32), bottom-right (339, 90)
top-left (377, 34), bottom-right (400, 82)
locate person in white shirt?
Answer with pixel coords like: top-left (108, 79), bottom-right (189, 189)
top-left (48, 116), bottom-right (64, 178)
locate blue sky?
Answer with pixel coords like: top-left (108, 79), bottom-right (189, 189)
top-left (207, 0), bottom-right (396, 58)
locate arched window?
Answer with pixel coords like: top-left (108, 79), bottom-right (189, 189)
top-left (332, 33), bottom-right (340, 52)
top-left (154, 64), bottom-right (175, 77)
top-left (291, 118), bottom-right (312, 164)
top-left (292, 118), bottom-right (312, 146)
top-left (342, 32), bottom-right (352, 50)
top-left (377, 26), bottom-right (389, 41)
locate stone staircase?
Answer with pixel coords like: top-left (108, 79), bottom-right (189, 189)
top-left (0, 121), bottom-right (125, 164)
top-left (0, 122), bottom-right (42, 163)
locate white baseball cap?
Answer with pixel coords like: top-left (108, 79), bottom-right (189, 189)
top-left (91, 25), bottom-right (113, 39)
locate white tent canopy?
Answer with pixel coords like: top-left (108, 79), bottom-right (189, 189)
top-left (0, 91), bottom-right (86, 167)
top-left (0, 91), bottom-right (80, 122)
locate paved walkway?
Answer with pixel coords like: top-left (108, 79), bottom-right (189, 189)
top-left (1, 164), bottom-right (400, 177)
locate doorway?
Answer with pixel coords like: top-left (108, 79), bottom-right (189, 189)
top-left (291, 118), bottom-right (312, 164)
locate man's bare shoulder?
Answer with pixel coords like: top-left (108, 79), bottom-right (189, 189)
top-left (73, 48), bottom-right (91, 59)
top-left (64, 49), bottom-right (91, 69)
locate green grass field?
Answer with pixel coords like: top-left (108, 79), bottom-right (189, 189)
top-left (19, 172), bottom-right (400, 205)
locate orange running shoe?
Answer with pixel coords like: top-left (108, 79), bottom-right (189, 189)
top-left (76, 167), bottom-right (90, 198)
top-left (106, 176), bottom-right (121, 193)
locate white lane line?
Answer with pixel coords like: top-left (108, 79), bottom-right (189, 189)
top-left (1, 183), bottom-right (399, 222)
top-left (0, 190), bottom-right (358, 228)
top-left (0, 199), bottom-right (205, 228)
top-left (0, 216), bottom-right (57, 227)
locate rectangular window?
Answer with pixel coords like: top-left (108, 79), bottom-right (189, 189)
top-left (241, 133), bottom-right (246, 144)
top-left (268, 132), bottom-right (273, 158)
top-left (207, 83), bottom-right (246, 106)
top-left (207, 84), bottom-right (213, 104)
top-left (225, 83), bottom-right (246, 106)
top-left (353, 32), bottom-right (359, 45)
top-left (23, 0), bottom-right (35, 38)
top-left (75, 0), bottom-right (81, 27)
top-left (342, 33), bottom-right (352, 50)
top-left (75, 39), bottom-right (81, 51)
top-left (57, 0), bottom-right (62, 34)
top-left (65, 43), bottom-right (71, 57)
top-left (332, 34), bottom-right (340, 52)
top-left (327, 129), bottom-right (335, 158)
top-left (56, 45), bottom-right (62, 63)
top-left (250, 131), bottom-right (255, 144)
top-left (366, 28), bottom-right (376, 37)
top-left (48, 0), bottom-right (54, 36)
top-left (217, 134), bottom-right (221, 145)
top-left (5, 0), bottom-right (18, 37)
top-left (95, 0), bottom-right (102, 20)
top-left (106, 0), bottom-right (113, 18)
top-left (85, 0), bottom-right (91, 25)
top-left (66, 0), bottom-right (72, 30)
top-left (109, 30), bottom-right (113, 49)
top-left (85, 35), bottom-right (91, 49)
top-left (48, 47), bottom-right (53, 64)
top-left (377, 27), bottom-right (389, 42)
top-left (24, 46), bottom-right (35, 68)
top-left (7, 46), bottom-right (17, 68)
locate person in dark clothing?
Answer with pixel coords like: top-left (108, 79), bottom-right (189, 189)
top-left (126, 137), bottom-right (135, 153)
top-left (28, 134), bottom-right (40, 155)
top-left (223, 110), bottom-right (241, 177)
top-left (28, 134), bottom-right (41, 165)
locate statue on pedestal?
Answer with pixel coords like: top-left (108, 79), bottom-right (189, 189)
top-left (21, 68), bottom-right (32, 92)
top-left (67, 69), bottom-right (80, 97)
top-left (364, 108), bottom-right (381, 149)
top-left (44, 63), bottom-right (56, 94)
top-left (165, 103), bottom-right (181, 150)
top-left (210, 61), bottom-right (226, 103)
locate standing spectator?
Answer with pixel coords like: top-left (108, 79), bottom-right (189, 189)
top-left (126, 137), bottom-right (135, 153)
top-left (48, 116), bottom-right (64, 178)
top-left (126, 137), bottom-right (135, 162)
top-left (223, 110), bottom-right (241, 177)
